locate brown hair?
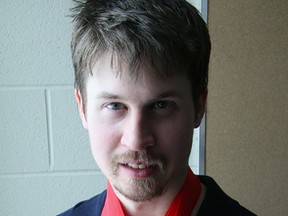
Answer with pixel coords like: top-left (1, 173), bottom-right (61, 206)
top-left (71, 0), bottom-right (211, 109)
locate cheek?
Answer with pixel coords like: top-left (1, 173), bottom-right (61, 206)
top-left (158, 117), bottom-right (194, 162)
top-left (169, 128), bottom-right (193, 154)
top-left (86, 123), bottom-right (119, 166)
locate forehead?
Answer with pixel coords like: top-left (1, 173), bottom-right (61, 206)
top-left (86, 52), bottom-right (192, 98)
top-left (90, 51), bottom-right (186, 83)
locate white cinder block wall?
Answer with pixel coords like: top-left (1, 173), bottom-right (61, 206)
top-left (0, 1), bottom-right (203, 215)
top-left (1, 1), bottom-right (106, 215)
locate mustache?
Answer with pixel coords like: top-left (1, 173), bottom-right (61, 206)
top-left (112, 150), bottom-right (166, 169)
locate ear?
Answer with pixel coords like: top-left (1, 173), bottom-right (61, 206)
top-left (74, 89), bottom-right (88, 129)
top-left (194, 90), bottom-right (208, 128)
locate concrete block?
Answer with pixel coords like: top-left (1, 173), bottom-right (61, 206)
top-left (0, 173), bottom-right (107, 216)
top-left (0, 89), bottom-right (49, 173)
top-left (51, 89), bottom-right (98, 171)
top-left (0, 0), bottom-right (73, 85)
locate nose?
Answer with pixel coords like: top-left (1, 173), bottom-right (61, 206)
top-left (120, 111), bottom-right (154, 151)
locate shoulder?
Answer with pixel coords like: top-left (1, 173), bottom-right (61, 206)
top-left (57, 190), bottom-right (107, 216)
top-left (197, 176), bottom-right (257, 216)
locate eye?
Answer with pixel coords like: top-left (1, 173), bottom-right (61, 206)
top-left (152, 101), bottom-right (175, 109)
top-left (106, 102), bottom-right (126, 111)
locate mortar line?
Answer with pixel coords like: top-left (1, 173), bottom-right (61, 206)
top-left (45, 89), bottom-right (54, 171)
top-left (0, 170), bottom-right (102, 179)
top-left (0, 84), bottom-right (73, 91)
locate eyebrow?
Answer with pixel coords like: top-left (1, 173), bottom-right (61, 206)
top-left (96, 90), bottom-right (183, 100)
top-left (154, 90), bottom-right (183, 99)
top-left (96, 92), bottom-right (121, 100)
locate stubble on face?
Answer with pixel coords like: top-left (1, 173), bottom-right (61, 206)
top-left (111, 150), bottom-right (168, 202)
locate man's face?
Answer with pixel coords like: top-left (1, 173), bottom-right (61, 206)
top-left (76, 54), bottom-right (205, 202)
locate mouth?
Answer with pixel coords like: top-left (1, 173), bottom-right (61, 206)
top-left (112, 151), bottom-right (164, 179)
top-left (126, 163), bottom-right (151, 169)
top-left (118, 162), bottom-right (158, 178)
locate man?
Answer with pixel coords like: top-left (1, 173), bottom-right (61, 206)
top-left (59, 0), bottom-right (256, 215)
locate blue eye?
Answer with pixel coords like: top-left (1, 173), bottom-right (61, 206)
top-left (106, 103), bottom-right (126, 110)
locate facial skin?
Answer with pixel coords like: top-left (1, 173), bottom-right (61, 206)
top-left (75, 53), bottom-right (206, 213)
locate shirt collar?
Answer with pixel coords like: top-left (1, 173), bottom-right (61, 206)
top-left (101, 181), bottom-right (126, 216)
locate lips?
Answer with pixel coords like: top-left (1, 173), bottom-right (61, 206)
top-left (118, 162), bottom-right (157, 178)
